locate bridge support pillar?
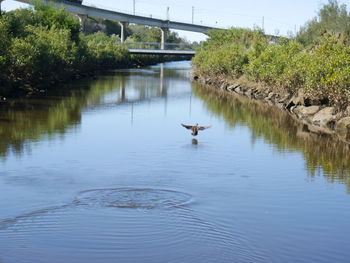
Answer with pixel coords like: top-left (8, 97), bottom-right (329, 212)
top-left (118, 21), bottom-right (127, 43)
top-left (160, 27), bottom-right (168, 50)
top-left (77, 14), bottom-right (88, 32)
top-left (0, 0), bottom-right (4, 15)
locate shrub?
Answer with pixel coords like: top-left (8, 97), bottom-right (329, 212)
top-left (194, 27), bottom-right (350, 104)
top-left (7, 25), bottom-right (78, 87)
top-left (244, 40), bottom-right (304, 87)
top-left (192, 28), bottom-right (267, 77)
top-left (83, 32), bottom-right (129, 68)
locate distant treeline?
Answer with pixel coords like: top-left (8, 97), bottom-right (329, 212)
top-left (192, 0), bottom-right (350, 107)
top-left (0, 1), bottom-right (188, 96)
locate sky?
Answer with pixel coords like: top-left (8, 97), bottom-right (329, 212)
top-left (3, 0), bottom-right (350, 41)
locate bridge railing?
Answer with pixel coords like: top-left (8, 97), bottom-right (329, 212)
top-left (82, 1), bottom-right (225, 29)
top-left (116, 42), bottom-right (200, 50)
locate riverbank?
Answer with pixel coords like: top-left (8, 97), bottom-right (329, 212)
top-left (191, 71), bottom-right (350, 143)
top-left (0, 2), bottom-right (189, 99)
top-left (191, 1), bottom-right (350, 142)
top-left (0, 54), bottom-right (189, 100)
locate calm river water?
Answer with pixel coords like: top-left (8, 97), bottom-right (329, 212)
top-left (0, 61), bottom-right (350, 262)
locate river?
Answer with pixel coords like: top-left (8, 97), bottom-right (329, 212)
top-left (0, 61), bottom-right (349, 262)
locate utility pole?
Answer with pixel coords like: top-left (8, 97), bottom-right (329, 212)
top-left (166, 6), bottom-right (169, 20)
top-left (192, 6), bottom-right (194, 24)
top-left (133, 0), bottom-right (135, 15)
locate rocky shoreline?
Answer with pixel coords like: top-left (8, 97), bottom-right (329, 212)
top-left (191, 71), bottom-right (350, 143)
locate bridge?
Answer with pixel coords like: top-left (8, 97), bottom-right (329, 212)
top-left (14, 0), bottom-right (223, 51)
top-left (120, 42), bottom-right (197, 56)
top-left (128, 49), bottom-right (195, 56)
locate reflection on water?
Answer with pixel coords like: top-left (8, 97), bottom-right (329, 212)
top-left (1, 61), bottom-right (350, 262)
top-left (193, 83), bottom-right (350, 192)
top-left (0, 64), bottom-right (187, 159)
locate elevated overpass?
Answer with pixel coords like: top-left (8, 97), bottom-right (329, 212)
top-left (14, 0), bottom-right (223, 48)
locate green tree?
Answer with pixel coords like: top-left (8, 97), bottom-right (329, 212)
top-left (33, 0), bottom-right (81, 43)
top-left (297, 0), bottom-right (350, 45)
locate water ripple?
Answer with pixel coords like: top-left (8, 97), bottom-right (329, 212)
top-left (75, 188), bottom-right (193, 209)
top-left (0, 188), bottom-right (265, 262)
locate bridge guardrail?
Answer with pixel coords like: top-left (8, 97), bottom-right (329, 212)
top-left (116, 42), bottom-right (201, 50)
top-left (82, 1), bottom-right (226, 29)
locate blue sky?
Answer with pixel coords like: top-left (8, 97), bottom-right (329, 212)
top-left (3, 0), bottom-right (349, 41)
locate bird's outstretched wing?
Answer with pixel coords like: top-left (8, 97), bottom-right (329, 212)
top-left (181, 124), bottom-right (193, 130)
top-left (198, 125), bottom-right (212, 130)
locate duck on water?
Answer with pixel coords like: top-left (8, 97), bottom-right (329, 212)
top-left (181, 123), bottom-right (212, 136)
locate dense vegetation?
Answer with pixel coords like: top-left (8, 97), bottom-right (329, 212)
top-left (0, 2), bottom-right (188, 96)
top-left (192, 0), bottom-right (350, 107)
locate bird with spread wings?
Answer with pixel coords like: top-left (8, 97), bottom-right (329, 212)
top-left (181, 123), bottom-right (212, 136)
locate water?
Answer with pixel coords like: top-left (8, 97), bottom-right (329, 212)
top-left (0, 61), bottom-right (350, 262)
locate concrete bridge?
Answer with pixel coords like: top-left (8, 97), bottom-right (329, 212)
top-left (128, 49), bottom-right (195, 56)
top-left (120, 42), bottom-right (197, 56)
top-left (14, 0), bottom-right (223, 50)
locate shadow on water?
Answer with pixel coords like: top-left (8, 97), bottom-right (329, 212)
top-left (192, 82), bottom-right (350, 192)
top-left (0, 64), bottom-right (189, 159)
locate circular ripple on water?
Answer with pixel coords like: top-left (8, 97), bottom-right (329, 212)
top-left (75, 188), bottom-right (193, 209)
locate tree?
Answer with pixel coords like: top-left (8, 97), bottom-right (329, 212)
top-left (297, 0), bottom-right (350, 45)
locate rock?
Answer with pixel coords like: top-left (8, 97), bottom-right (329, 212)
top-left (227, 85), bottom-right (236, 91)
top-left (190, 74), bottom-right (198, 81)
top-left (290, 105), bottom-right (297, 113)
top-left (220, 83), bottom-right (228, 90)
top-left (278, 94), bottom-right (290, 104)
top-left (345, 105), bottom-right (350, 116)
top-left (286, 89), bottom-right (305, 109)
top-left (266, 92), bottom-right (275, 100)
top-left (254, 92), bottom-right (264, 100)
top-left (305, 97), bottom-right (329, 106)
top-left (293, 106), bottom-right (320, 120)
top-left (311, 107), bottom-right (336, 127)
top-left (276, 103), bottom-right (285, 109)
top-left (234, 86), bottom-right (244, 94)
top-left (336, 117), bottom-right (350, 129)
top-left (244, 89), bottom-right (252, 97)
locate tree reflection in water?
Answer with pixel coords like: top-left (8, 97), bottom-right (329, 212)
top-left (0, 64), bottom-right (188, 159)
top-left (192, 83), bottom-right (350, 192)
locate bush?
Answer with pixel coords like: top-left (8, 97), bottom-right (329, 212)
top-left (297, 0), bottom-right (350, 46)
top-left (83, 32), bottom-right (129, 68)
top-left (244, 40), bottom-right (304, 87)
top-left (7, 25), bottom-right (78, 87)
top-left (192, 28), bottom-right (267, 77)
top-left (0, 1), bottom-right (180, 95)
top-left (302, 35), bottom-right (350, 103)
top-left (193, 26), bottom-right (350, 105)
